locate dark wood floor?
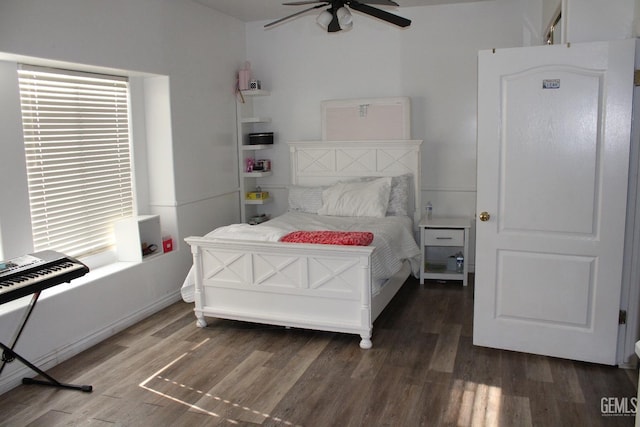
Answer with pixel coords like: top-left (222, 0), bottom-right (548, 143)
top-left (0, 275), bottom-right (637, 426)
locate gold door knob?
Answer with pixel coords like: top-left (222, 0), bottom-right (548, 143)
top-left (479, 211), bottom-right (490, 222)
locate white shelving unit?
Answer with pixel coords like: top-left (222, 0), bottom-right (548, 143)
top-left (236, 89), bottom-right (273, 223)
top-left (114, 215), bottom-right (163, 262)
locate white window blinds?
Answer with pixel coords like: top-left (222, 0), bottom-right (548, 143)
top-left (18, 65), bottom-right (134, 258)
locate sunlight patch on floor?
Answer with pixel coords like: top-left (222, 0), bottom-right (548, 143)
top-left (445, 379), bottom-right (504, 426)
top-left (138, 338), bottom-right (299, 426)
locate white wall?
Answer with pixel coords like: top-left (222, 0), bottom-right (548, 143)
top-left (0, 0), bottom-right (245, 394)
top-left (245, 0), bottom-right (526, 269)
top-left (0, 61), bottom-right (32, 261)
top-left (637, 0), bottom-right (640, 36)
top-left (565, 0), bottom-right (636, 43)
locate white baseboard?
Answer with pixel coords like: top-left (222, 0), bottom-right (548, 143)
top-left (0, 291), bottom-right (182, 396)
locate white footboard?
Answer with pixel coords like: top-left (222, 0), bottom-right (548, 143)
top-left (185, 236), bottom-right (379, 348)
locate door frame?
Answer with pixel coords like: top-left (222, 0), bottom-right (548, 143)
top-left (618, 42), bottom-right (640, 367)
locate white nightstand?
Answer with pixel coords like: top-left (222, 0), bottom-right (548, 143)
top-left (419, 216), bottom-right (471, 286)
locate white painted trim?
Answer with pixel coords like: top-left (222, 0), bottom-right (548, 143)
top-left (618, 42), bottom-right (640, 368)
top-left (150, 189), bottom-right (240, 208)
top-left (422, 187), bottom-right (477, 193)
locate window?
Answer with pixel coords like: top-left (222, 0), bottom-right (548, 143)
top-left (18, 65), bottom-right (134, 258)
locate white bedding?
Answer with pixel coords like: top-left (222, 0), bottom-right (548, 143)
top-left (180, 212), bottom-right (421, 302)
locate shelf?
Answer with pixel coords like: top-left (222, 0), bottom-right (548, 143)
top-left (240, 89), bottom-right (270, 97)
top-left (424, 260), bottom-right (463, 277)
top-left (237, 87), bottom-right (273, 223)
top-left (142, 252), bottom-right (163, 261)
top-left (242, 171), bottom-right (272, 178)
top-left (241, 117), bottom-right (271, 124)
top-left (244, 197), bottom-right (273, 205)
top-left (241, 144), bottom-right (273, 151)
top-left (114, 215), bottom-right (163, 262)
top-left (423, 271), bottom-right (465, 281)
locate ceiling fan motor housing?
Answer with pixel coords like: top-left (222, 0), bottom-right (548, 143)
top-left (265, 0), bottom-right (411, 32)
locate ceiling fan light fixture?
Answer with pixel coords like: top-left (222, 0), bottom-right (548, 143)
top-left (336, 6), bottom-right (353, 30)
top-left (265, 0), bottom-right (411, 32)
top-left (316, 10), bottom-right (333, 29)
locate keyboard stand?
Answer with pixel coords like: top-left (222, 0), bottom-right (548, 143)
top-left (0, 291), bottom-right (92, 392)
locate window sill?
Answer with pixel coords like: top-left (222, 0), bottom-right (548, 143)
top-left (0, 252), bottom-right (170, 316)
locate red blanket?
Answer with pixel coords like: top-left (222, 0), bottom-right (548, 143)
top-left (280, 231), bottom-right (374, 246)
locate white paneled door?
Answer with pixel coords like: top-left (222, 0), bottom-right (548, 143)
top-left (474, 40), bottom-right (635, 364)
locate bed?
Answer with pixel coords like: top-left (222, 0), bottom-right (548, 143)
top-left (183, 139), bottom-right (422, 349)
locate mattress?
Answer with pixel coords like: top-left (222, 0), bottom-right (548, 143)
top-left (181, 212), bottom-right (421, 302)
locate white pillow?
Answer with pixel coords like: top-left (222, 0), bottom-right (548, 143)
top-left (360, 174), bottom-right (411, 217)
top-left (287, 185), bottom-right (325, 213)
top-left (318, 177), bottom-right (392, 218)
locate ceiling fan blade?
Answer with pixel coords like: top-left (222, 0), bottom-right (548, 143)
top-left (282, 1), bottom-right (326, 5)
top-left (327, 11), bottom-right (342, 32)
top-left (356, 0), bottom-right (399, 5)
top-left (283, 0), bottom-right (395, 5)
top-left (265, 4), bottom-right (326, 28)
top-left (348, 1), bottom-right (411, 27)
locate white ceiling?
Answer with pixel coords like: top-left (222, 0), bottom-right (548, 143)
top-left (192, 0), bottom-right (488, 23)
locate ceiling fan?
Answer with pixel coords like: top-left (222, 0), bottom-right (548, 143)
top-left (264, 0), bottom-right (411, 32)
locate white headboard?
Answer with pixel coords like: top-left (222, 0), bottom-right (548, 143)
top-left (288, 140), bottom-right (423, 225)
top-left (321, 97), bottom-right (411, 141)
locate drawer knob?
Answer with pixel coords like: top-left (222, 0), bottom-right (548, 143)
top-left (479, 211), bottom-right (490, 222)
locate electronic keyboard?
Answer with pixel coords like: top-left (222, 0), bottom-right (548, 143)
top-left (0, 250), bottom-right (92, 392)
top-left (0, 250), bottom-right (89, 304)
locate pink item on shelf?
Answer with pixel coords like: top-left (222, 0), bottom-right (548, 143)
top-left (238, 61), bottom-right (251, 91)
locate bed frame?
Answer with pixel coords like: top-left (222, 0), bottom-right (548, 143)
top-left (185, 139), bottom-right (422, 348)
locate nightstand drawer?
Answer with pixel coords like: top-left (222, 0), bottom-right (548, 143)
top-left (424, 228), bottom-right (464, 246)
